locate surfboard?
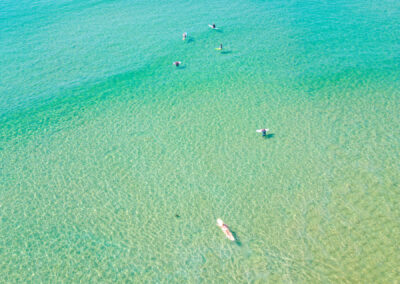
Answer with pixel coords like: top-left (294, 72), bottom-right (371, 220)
top-left (256, 128), bottom-right (269, 133)
top-left (215, 48), bottom-right (222, 50)
top-left (208, 24), bottom-right (219, 29)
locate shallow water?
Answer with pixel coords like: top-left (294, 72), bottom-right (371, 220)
top-left (1, 0), bottom-right (400, 282)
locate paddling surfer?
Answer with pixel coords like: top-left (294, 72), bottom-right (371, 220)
top-left (217, 218), bottom-right (235, 241)
top-left (256, 128), bottom-right (269, 136)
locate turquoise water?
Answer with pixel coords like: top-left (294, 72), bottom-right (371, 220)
top-left (1, 0), bottom-right (400, 282)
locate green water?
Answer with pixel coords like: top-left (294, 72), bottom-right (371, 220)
top-left (1, 0), bottom-right (399, 282)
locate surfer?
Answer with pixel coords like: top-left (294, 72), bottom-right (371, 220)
top-left (219, 43), bottom-right (223, 50)
top-left (217, 218), bottom-right (235, 241)
top-left (208, 23), bottom-right (218, 30)
top-left (182, 32), bottom-right (187, 41)
top-left (173, 61), bottom-right (181, 67)
top-left (256, 128), bottom-right (269, 136)
top-left (261, 129), bottom-right (267, 136)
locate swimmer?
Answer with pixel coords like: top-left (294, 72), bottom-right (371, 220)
top-left (217, 218), bottom-right (235, 241)
top-left (256, 128), bottom-right (270, 136)
top-left (173, 61), bottom-right (181, 67)
top-left (182, 32), bottom-right (187, 41)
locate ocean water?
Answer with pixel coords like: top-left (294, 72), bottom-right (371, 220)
top-left (1, 0), bottom-right (400, 282)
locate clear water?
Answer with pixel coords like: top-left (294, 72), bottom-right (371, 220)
top-left (1, 0), bottom-right (399, 282)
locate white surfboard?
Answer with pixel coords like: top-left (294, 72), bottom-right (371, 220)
top-left (256, 128), bottom-right (269, 133)
top-left (208, 24), bottom-right (219, 30)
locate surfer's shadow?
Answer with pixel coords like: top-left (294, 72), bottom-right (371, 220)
top-left (221, 50), bottom-right (232, 55)
top-left (231, 230), bottom-right (242, 246)
top-left (186, 38), bottom-right (195, 43)
top-left (264, 133), bottom-right (275, 139)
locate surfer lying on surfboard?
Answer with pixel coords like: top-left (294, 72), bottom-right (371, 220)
top-left (217, 218), bottom-right (235, 241)
top-left (173, 61), bottom-right (181, 67)
top-left (208, 23), bottom-right (219, 29)
top-left (256, 128), bottom-right (269, 136)
top-left (215, 43), bottom-right (223, 50)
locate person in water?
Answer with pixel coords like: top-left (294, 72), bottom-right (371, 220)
top-left (173, 61), bottom-right (181, 67)
top-left (219, 43), bottom-right (223, 50)
top-left (182, 32), bottom-right (187, 41)
top-left (217, 219), bottom-right (235, 241)
top-left (261, 129), bottom-right (267, 136)
top-left (212, 23), bottom-right (216, 29)
top-left (257, 128), bottom-right (269, 136)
